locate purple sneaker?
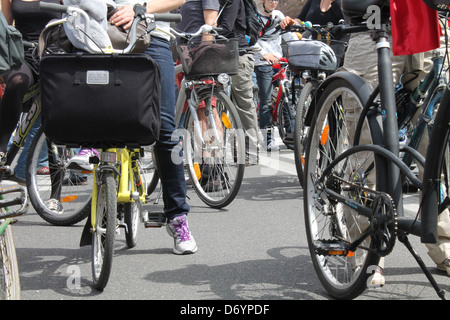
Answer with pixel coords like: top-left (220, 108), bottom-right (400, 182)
top-left (166, 215), bottom-right (198, 255)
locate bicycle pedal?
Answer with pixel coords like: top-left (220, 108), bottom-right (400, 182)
top-left (144, 211), bottom-right (166, 228)
top-left (314, 239), bottom-right (355, 257)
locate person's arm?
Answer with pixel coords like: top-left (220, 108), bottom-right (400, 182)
top-left (110, 0), bottom-right (186, 29)
top-left (1, 0), bottom-right (13, 25)
top-left (202, 9), bottom-right (218, 41)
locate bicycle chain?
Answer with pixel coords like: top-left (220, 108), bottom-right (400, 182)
top-left (329, 173), bottom-right (398, 256)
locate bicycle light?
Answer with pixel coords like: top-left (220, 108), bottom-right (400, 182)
top-left (217, 73), bottom-right (230, 85)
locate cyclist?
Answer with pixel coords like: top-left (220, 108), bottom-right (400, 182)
top-left (109, 0), bottom-right (197, 255)
top-left (216, 0), bottom-right (260, 165)
top-left (0, 0), bottom-right (64, 210)
top-left (253, 0), bottom-right (297, 152)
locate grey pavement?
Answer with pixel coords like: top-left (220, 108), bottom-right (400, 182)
top-left (3, 135), bottom-right (450, 303)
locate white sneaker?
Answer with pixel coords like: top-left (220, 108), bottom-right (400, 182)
top-left (45, 198), bottom-right (64, 214)
top-left (437, 258), bottom-right (450, 276)
top-left (369, 267), bottom-right (385, 287)
top-left (67, 148), bottom-right (98, 171)
top-left (267, 141), bottom-right (279, 152)
top-left (166, 215), bottom-right (198, 255)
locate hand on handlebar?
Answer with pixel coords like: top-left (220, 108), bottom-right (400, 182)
top-left (109, 5), bottom-right (135, 30)
top-left (280, 16), bottom-right (301, 30)
top-left (263, 53), bottom-right (279, 65)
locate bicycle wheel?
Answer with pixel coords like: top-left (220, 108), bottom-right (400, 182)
top-left (91, 171), bottom-right (117, 291)
top-left (303, 78), bottom-right (380, 299)
top-left (0, 221), bottom-right (20, 300)
top-left (277, 87), bottom-right (296, 150)
top-left (26, 127), bottom-right (91, 226)
top-left (124, 202), bottom-right (138, 248)
top-left (183, 89), bottom-right (245, 208)
top-left (294, 80), bottom-right (319, 186)
top-left (140, 145), bottom-right (159, 196)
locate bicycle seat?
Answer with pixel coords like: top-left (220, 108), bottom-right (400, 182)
top-left (341, 0), bottom-right (390, 25)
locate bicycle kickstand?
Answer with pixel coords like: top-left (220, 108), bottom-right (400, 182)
top-left (398, 232), bottom-right (446, 300)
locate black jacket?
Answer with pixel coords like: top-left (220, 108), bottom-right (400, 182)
top-left (217, 0), bottom-right (248, 48)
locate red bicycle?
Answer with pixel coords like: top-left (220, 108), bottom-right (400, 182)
top-left (269, 57), bottom-right (300, 150)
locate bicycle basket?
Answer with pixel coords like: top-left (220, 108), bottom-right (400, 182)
top-left (282, 40), bottom-right (338, 73)
top-left (39, 53), bottom-right (161, 148)
top-left (177, 38), bottom-right (239, 79)
top-left (423, 0), bottom-right (450, 12)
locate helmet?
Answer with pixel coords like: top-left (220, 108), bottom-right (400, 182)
top-left (318, 41), bottom-right (337, 71)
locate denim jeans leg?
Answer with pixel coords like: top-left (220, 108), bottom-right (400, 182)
top-left (12, 115), bottom-right (47, 180)
top-left (145, 37), bottom-right (190, 220)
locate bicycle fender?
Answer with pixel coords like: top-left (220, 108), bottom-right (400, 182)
top-left (304, 71), bottom-right (372, 127)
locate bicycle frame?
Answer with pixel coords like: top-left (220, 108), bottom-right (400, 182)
top-left (90, 148), bottom-right (148, 231)
top-left (271, 60), bottom-right (293, 124)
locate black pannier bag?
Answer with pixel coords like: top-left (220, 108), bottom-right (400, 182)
top-left (39, 53), bottom-right (161, 148)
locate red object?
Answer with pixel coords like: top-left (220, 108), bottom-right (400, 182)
top-left (390, 0), bottom-right (441, 56)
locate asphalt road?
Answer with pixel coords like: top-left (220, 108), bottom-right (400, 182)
top-left (5, 141), bottom-right (450, 304)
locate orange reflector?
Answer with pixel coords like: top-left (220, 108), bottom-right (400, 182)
top-left (222, 112), bottom-right (232, 129)
top-left (60, 195), bottom-right (78, 203)
top-left (193, 162), bottom-right (201, 180)
top-left (329, 250), bottom-right (344, 255)
top-left (320, 125), bottom-right (329, 146)
top-left (80, 170), bottom-right (93, 174)
top-left (328, 250), bottom-right (355, 257)
top-left (301, 155), bottom-right (305, 166)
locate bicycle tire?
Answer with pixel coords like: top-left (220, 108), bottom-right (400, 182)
top-left (294, 80), bottom-right (319, 186)
top-left (140, 145), bottom-right (159, 196)
top-left (124, 202), bottom-right (138, 248)
top-left (26, 127), bottom-right (91, 226)
top-left (303, 77), bottom-right (380, 299)
top-left (91, 171), bottom-right (116, 291)
top-left (183, 89), bottom-right (245, 208)
top-left (0, 222), bottom-right (21, 300)
top-left (277, 96), bottom-right (295, 150)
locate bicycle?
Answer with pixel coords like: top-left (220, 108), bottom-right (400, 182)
top-left (0, 184), bottom-right (27, 300)
top-left (0, 39), bottom-right (93, 226)
top-left (266, 57), bottom-right (299, 150)
top-left (39, 2), bottom-right (181, 290)
top-left (302, 0), bottom-right (448, 300)
top-left (283, 22), bottom-right (349, 186)
top-left (170, 25), bottom-right (246, 209)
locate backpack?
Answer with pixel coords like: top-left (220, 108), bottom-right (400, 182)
top-left (0, 12), bottom-right (24, 76)
top-left (218, 0), bottom-right (264, 46)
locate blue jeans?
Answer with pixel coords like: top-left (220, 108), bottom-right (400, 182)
top-left (9, 115), bottom-right (47, 180)
top-left (254, 65), bottom-right (274, 143)
top-left (145, 37), bottom-right (190, 220)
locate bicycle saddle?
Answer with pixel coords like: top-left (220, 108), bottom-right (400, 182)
top-left (341, 0), bottom-right (390, 25)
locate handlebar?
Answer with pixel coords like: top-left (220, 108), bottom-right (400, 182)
top-left (171, 24), bottom-right (227, 42)
top-left (40, 2), bottom-right (182, 54)
top-left (283, 21), bottom-right (368, 39)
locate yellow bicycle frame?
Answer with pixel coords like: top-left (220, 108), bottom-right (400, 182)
top-left (90, 148), bottom-right (146, 231)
